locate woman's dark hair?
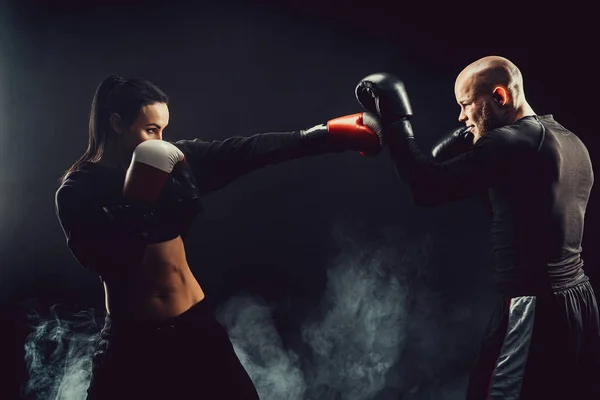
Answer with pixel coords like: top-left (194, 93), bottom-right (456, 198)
top-left (60, 75), bottom-right (169, 184)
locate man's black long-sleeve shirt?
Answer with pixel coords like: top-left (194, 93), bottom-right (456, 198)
top-left (392, 115), bottom-right (594, 296)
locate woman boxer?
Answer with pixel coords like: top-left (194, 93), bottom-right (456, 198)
top-left (55, 75), bottom-right (382, 399)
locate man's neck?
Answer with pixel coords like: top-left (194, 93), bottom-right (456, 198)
top-left (510, 103), bottom-right (536, 125)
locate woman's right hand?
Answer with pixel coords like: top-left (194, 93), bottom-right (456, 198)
top-left (123, 140), bottom-right (186, 203)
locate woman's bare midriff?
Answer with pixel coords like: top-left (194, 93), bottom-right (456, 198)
top-left (102, 236), bottom-right (205, 321)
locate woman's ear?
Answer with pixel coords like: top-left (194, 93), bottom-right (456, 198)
top-left (110, 113), bottom-right (123, 134)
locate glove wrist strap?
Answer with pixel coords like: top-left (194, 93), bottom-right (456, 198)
top-left (389, 119), bottom-right (414, 139)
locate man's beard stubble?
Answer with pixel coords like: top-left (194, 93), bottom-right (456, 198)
top-left (478, 101), bottom-right (504, 135)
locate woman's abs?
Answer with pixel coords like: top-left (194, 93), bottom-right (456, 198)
top-left (102, 236), bottom-right (205, 321)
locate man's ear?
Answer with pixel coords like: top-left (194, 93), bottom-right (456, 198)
top-left (110, 113), bottom-right (123, 133)
top-left (492, 86), bottom-right (509, 106)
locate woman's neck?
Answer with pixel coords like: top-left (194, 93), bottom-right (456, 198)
top-left (97, 139), bottom-right (131, 171)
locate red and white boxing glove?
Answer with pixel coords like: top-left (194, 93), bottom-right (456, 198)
top-left (123, 140), bottom-right (185, 203)
top-left (302, 112), bottom-right (383, 156)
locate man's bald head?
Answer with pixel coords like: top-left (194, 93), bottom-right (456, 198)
top-left (455, 56), bottom-right (524, 101)
top-left (454, 56), bottom-right (534, 142)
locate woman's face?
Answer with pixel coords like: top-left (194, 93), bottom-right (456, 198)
top-left (112, 102), bottom-right (170, 155)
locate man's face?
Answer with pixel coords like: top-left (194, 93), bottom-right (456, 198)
top-left (454, 76), bottom-right (504, 143)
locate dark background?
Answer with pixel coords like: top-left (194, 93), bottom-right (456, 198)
top-left (0, 1), bottom-right (597, 399)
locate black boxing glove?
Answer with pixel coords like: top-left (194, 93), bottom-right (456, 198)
top-left (431, 127), bottom-right (474, 162)
top-left (355, 73), bottom-right (413, 125)
top-left (431, 127), bottom-right (492, 214)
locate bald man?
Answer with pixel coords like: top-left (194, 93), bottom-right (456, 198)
top-left (356, 56), bottom-right (600, 399)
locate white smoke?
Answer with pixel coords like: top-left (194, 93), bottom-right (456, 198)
top-left (300, 231), bottom-right (413, 400)
top-left (23, 306), bottom-right (101, 400)
top-left (218, 224), bottom-right (435, 400)
top-left (23, 224), bottom-right (475, 399)
top-left (218, 296), bottom-right (307, 400)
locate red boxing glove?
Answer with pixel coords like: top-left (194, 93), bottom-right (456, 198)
top-left (123, 140), bottom-right (185, 203)
top-left (302, 112), bottom-right (383, 156)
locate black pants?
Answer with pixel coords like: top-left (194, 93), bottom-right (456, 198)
top-left (467, 278), bottom-right (600, 400)
top-left (86, 300), bottom-right (260, 400)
